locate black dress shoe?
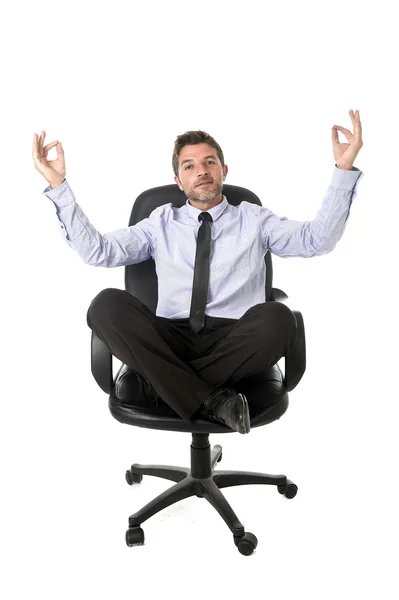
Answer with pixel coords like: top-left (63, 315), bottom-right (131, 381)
top-left (198, 387), bottom-right (250, 434)
top-left (137, 373), bottom-right (164, 407)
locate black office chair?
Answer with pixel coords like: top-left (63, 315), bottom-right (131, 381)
top-left (90, 183), bottom-right (306, 556)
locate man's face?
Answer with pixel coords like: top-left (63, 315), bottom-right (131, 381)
top-left (174, 143), bottom-right (228, 205)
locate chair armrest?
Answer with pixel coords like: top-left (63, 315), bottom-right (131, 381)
top-left (271, 287), bottom-right (289, 304)
top-left (90, 330), bottom-right (114, 394)
top-left (271, 288), bottom-right (306, 392)
top-left (285, 310), bottom-right (306, 391)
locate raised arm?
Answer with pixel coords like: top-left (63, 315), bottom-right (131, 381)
top-left (258, 109), bottom-right (364, 258)
top-left (33, 131), bottom-right (157, 267)
top-left (258, 164), bottom-right (364, 258)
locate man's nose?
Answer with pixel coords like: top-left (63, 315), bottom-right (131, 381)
top-left (197, 166), bottom-right (209, 178)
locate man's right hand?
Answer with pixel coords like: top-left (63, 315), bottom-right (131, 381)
top-left (32, 131), bottom-right (66, 189)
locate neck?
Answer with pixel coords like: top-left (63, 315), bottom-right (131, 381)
top-left (189, 193), bottom-right (223, 211)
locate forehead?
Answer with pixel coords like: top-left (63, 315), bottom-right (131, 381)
top-left (179, 143), bottom-right (218, 163)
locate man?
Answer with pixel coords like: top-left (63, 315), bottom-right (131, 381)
top-left (32, 110), bottom-right (364, 434)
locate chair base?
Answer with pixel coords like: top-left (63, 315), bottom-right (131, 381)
top-left (124, 433), bottom-right (298, 555)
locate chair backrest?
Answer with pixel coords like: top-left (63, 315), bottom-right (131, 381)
top-left (124, 183), bottom-right (273, 313)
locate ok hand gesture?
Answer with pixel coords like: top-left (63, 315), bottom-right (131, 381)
top-left (332, 109), bottom-right (363, 170)
top-left (32, 130), bottom-right (66, 188)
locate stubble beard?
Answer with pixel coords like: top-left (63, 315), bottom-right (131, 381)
top-left (187, 181), bottom-right (223, 203)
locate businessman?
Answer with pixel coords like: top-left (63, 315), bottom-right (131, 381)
top-left (32, 110), bottom-right (364, 434)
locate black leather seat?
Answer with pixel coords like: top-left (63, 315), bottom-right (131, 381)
top-left (90, 183), bottom-right (306, 555)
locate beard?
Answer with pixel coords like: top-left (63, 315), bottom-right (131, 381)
top-left (186, 180), bottom-right (223, 203)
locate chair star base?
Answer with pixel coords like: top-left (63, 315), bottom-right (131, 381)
top-left (124, 432), bottom-right (298, 556)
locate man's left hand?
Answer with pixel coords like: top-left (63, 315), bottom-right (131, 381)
top-left (332, 109), bottom-right (363, 170)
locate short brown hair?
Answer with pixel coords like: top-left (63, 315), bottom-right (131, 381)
top-left (172, 130), bottom-right (225, 177)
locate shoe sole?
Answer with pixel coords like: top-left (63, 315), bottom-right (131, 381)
top-left (238, 393), bottom-right (250, 434)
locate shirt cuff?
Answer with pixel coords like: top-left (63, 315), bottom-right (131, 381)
top-left (331, 164), bottom-right (364, 191)
top-left (43, 179), bottom-right (74, 207)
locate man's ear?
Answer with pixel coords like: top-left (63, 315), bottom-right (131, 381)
top-left (223, 164), bottom-right (228, 180)
top-left (174, 175), bottom-right (183, 191)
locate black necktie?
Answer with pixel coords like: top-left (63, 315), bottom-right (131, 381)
top-left (189, 211), bottom-right (213, 333)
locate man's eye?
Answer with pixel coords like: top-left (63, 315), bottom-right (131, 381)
top-left (184, 161), bottom-right (214, 170)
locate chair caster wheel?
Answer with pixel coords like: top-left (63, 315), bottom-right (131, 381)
top-left (234, 532), bottom-right (258, 556)
top-left (277, 479), bottom-right (298, 499)
top-left (126, 526), bottom-right (145, 547)
top-left (125, 470), bottom-right (143, 485)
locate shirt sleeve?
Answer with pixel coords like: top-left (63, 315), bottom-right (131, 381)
top-left (43, 180), bottom-right (159, 267)
top-left (257, 165), bottom-right (365, 258)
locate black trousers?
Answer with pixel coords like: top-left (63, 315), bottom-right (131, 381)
top-left (86, 288), bottom-right (298, 421)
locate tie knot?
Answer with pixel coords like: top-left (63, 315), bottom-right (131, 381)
top-left (198, 212), bottom-right (213, 223)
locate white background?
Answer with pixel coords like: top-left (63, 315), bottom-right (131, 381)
top-left (1, 0), bottom-right (398, 598)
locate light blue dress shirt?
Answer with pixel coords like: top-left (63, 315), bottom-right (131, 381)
top-left (43, 165), bottom-right (364, 319)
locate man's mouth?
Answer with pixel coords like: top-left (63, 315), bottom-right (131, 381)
top-left (197, 181), bottom-right (213, 187)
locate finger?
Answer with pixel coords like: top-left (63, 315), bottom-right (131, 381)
top-left (32, 133), bottom-right (38, 158)
top-left (350, 109), bottom-right (363, 138)
top-left (333, 125), bottom-right (353, 135)
top-left (354, 110), bottom-right (362, 136)
top-left (32, 133), bottom-right (45, 159)
top-left (331, 127), bottom-right (339, 144)
top-left (37, 131), bottom-right (43, 155)
top-left (42, 141), bottom-right (59, 156)
top-left (349, 109), bottom-right (357, 126)
top-left (351, 109), bottom-right (358, 121)
top-left (39, 130), bottom-right (46, 154)
top-left (333, 125), bottom-right (354, 140)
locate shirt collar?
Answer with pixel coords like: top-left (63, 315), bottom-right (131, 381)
top-left (186, 195), bottom-right (229, 223)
